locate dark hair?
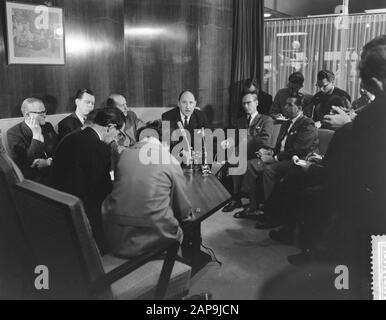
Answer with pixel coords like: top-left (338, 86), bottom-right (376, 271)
top-left (241, 91), bottom-right (258, 102)
top-left (136, 120), bottom-right (163, 142)
top-left (106, 97), bottom-right (116, 108)
top-left (359, 38), bottom-right (386, 91)
top-left (288, 72), bottom-right (304, 86)
top-left (361, 35), bottom-right (386, 60)
top-left (317, 70), bottom-right (335, 82)
top-left (244, 78), bottom-right (259, 90)
top-left (287, 92), bottom-right (305, 108)
top-left (84, 108), bottom-right (100, 126)
top-left (327, 95), bottom-right (352, 111)
top-left (75, 88), bottom-right (95, 100)
top-left (93, 107), bottom-right (125, 130)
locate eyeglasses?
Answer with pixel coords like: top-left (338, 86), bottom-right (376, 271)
top-left (29, 110), bottom-right (47, 115)
top-left (80, 99), bottom-right (95, 106)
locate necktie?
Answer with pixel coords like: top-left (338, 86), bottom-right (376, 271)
top-left (247, 116), bottom-right (251, 129)
top-left (184, 116), bottom-right (189, 128)
top-left (280, 120), bottom-right (292, 151)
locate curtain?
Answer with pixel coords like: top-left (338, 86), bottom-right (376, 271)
top-left (264, 14), bottom-right (386, 101)
top-left (229, 0), bottom-right (264, 125)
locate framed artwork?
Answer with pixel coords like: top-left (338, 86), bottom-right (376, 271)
top-left (5, 1), bottom-right (65, 65)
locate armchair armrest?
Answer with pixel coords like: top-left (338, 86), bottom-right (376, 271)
top-left (90, 240), bottom-right (180, 300)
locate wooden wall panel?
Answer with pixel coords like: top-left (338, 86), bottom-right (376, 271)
top-left (0, 0), bottom-right (232, 127)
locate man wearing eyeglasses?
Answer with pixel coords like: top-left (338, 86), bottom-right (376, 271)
top-left (51, 107), bottom-right (126, 254)
top-left (58, 88), bottom-right (95, 141)
top-left (7, 97), bottom-right (58, 184)
top-left (222, 92), bottom-right (274, 213)
top-left (306, 70), bottom-right (351, 123)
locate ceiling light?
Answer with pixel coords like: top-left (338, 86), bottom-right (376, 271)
top-left (264, 13), bottom-right (272, 18)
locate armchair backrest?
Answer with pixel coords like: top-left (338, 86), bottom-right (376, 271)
top-left (0, 130), bottom-right (31, 299)
top-left (11, 180), bottom-right (111, 300)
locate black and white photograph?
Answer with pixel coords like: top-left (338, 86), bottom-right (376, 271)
top-left (0, 0), bottom-right (386, 306)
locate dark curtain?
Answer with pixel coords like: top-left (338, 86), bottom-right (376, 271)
top-left (229, 0), bottom-right (264, 126)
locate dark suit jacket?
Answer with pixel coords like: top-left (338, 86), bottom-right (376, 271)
top-left (274, 114), bottom-right (319, 161)
top-left (257, 91), bottom-right (273, 116)
top-left (236, 114), bottom-right (274, 160)
top-left (58, 112), bottom-right (83, 142)
top-left (306, 87), bottom-right (351, 122)
top-left (51, 127), bottom-right (112, 253)
top-left (162, 108), bottom-right (208, 149)
top-left (7, 121), bottom-right (57, 184)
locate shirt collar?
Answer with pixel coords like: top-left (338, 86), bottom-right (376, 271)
top-left (89, 127), bottom-right (102, 141)
top-left (249, 111), bottom-right (259, 123)
top-left (75, 110), bottom-right (86, 124)
top-left (180, 111), bottom-right (192, 123)
top-left (290, 112), bottom-right (303, 124)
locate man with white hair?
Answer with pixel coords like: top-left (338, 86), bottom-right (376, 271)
top-left (7, 97), bottom-right (57, 184)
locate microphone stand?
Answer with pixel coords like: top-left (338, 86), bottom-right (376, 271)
top-left (201, 127), bottom-right (211, 176)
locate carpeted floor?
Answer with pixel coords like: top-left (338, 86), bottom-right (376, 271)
top-left (188, 207), bottom-right (299, 300)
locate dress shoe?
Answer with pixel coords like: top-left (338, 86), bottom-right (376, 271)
top-left (269, 228), bottom-right (294, 245)
top-left (233, 207), bottom-right (261, 220)
top-left (287, 250), bottom-right (314, 267)
top-left (222, 199), bottom-right (242, 212)
top-left (255, 214), bottom-right (282, 229)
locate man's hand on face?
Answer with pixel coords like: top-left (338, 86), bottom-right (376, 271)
top-left (31, 158), bottom-right (52, 169)
top-left (26, 115), bottom-right (44, 142)
top-left (323, 106), bottom-right (353, 129)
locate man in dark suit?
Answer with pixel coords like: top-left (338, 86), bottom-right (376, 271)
top-left (162, 91), bottom-right (208, 160)
top-left (58, 88), bottom-right (95, 141)
top-left (51, 107), bottom-right (125, 254)
top-left (244, 78), bottom-right (273, 116)
top-left (236, 93), bottom-right (319, 219)
top-left (222, 92), bottom-right (274, 212)
top-left (306, 70), bottom-right (351, 123)
top-left (7, 98), bottom-right (57, 185)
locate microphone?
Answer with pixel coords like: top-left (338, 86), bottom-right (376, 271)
top-left (201, 127), bottom-right (207, 165)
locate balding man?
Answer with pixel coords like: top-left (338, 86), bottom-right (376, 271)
top-left (7, 98), bottom-right (57, 184)
top-left (162, 91), bottom-right (208, 155)
top-left (106, 94), bottom-right (144, 147)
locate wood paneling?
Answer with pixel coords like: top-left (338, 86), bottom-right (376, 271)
top-left (0, 0), bottom-right (232, 127)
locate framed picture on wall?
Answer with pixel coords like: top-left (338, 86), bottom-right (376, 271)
top-left (5, 1), bottom-right (65, 65)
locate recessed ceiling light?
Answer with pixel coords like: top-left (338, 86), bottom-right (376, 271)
top-left (264, 13), bottom-right (272, 18)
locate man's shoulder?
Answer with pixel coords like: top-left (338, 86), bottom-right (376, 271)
top-left (193, 108), bottom-right (206, 119)
top-left (162, 108), bottom-right (179, 120)
top-left (333, 87), bottom-right (351, 100)
top-left (59, 113), bottom-right (77, 126)
top-left (297, 115), bottom-right (316, 127)
top-left (276, 88), bottom-right (289, 96)
top-left (259, 91), bottom-right (273, 100)
top-left (259, 114), bottom-right (274, 123)
top-left (7, 121), bottom-right (25, 136)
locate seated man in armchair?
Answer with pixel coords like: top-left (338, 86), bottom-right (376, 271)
top-left (235, 93), bottom-right (319, 220)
